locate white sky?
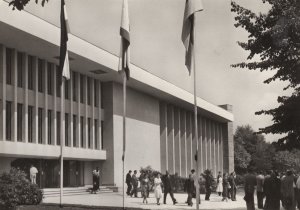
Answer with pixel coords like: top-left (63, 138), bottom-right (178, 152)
top-left (22, 0), bottom-right (292, 142)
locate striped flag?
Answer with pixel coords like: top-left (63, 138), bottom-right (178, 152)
top-left (118, 0), bottom-right (130, 80)
top-left (181, 0), bottom-right (203, 74)
top-left (60, 0), bottom-right (70, 80)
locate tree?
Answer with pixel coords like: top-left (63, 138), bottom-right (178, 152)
top-left (272, 149), bottom-right (300, 172)
top-left (231, 0), bottom-right (300, 149)
top-left (8, 0), bottom-right (48, 11)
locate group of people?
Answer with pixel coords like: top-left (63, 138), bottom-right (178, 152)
top-left (216, 171), bottom-right (237, 202)
top-left (126, 170), bottom-right (177, 205)
top-left (244, 170), bottom-right (300, 210)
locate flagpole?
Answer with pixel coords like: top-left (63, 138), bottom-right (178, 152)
top-left (194, 13), bottom-right (201, 210)
top-left (122, 73), bottom-right (127, 210)
top-left (60, 78), bottom-right (65, 207)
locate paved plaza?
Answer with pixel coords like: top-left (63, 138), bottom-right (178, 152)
top-left (43, 192), bottom-right (252, 210)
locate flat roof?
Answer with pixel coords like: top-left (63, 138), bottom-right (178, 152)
top-left (0, 2), bottom-right (233, 122)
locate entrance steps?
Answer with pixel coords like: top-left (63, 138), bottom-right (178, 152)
top-left (42, 185), bottom-right (118, 197)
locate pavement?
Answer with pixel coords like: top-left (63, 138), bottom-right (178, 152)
top-left (43, 192), bottom-right (250, 210)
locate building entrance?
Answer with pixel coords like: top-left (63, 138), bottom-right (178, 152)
top-left (11, 158), bottom-right (84, 188)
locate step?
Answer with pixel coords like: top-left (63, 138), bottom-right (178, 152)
top-left (42, 186), bottom-right (115, 197)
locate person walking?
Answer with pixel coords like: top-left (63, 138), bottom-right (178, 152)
top-left (29, 165), bottom-right (38, 185)
top-left (281, 170), bottom-right (296, 210)
top-left (204, 169), bottom-right (213, 201)
top-left (154, 173), bottom-right (163, 205)
top-left (92, 167), bottom-right (100, 194)
top-left (216, 171), bottom-right (223, 196)
top-left (244, 171), bottom-right (257, 210)
top-left (263, 170), bottom-right (281, 210)
top-left (229, 171), bottom-right (237, 201)
top-left (184, 174), bottom-right (195, 206)
top-left (130, 170), bottom-right (138, 197)
top-left (141, 174), bottom-right (149, 204)
top-left (162, 171), bottom-right (177, 205)
top-left (222, 173), bottom-right (229, 202)
top-left (256, 170), bottom-right (265, 209)
top-left (126, 170), bottom-right (132, 195)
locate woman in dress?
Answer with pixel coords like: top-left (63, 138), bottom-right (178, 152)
top-left (216, 171), bottom-right (223, 196)
top-left (141, 174), bottom-right (149, 204)
top-left (154, 173), bottom-right (163, 205)
top-left (222, 173), bottom-right (229, 202)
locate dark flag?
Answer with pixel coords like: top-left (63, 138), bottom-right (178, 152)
top-left (60, 0), bottom-right (70, 81)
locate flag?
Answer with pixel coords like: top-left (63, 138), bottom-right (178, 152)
top-left (181, 0), bottom-right (203, 74)
top-left (60, 0), bottom-right (70, 81)
top-left (118, 0), bottom-right (130, 80)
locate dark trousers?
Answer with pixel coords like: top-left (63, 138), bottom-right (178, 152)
top-left (257, 191), bottom-right (264, 209)
top-left (205, 187), bottom-right (211, 200)
top-left (231, 187), bottom-right (237, 200)
top-left (187, 192), bottom-right (193, 206)
top-left (245, 192), bottom-right (255, 210)
top-left (163, 189), bottom-right (176, 204)
top-left (296, 189), bottom-right (300, 210)
top-left (130, 185), bottom-right (138, 197)
top-left (126, 182), bottom-right (132, 195)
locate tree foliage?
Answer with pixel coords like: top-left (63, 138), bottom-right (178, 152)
top-left (272, 149), bottom-right (300, 172)
top-left (8, 0), bottom-right (48, 11)
top-left (231, 0), bottom-right (300, 149)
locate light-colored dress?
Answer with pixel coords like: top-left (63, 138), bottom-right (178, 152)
top-left (154, 177), bottom-right (163, 199)
top-left (216, 176), bottom-right (223, 193)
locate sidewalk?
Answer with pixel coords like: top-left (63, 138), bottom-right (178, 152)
top-left (43, 192), bottom-right (249, 210)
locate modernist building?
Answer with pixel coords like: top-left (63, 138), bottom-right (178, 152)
top-left (0, 1), bottom-right (234, 189)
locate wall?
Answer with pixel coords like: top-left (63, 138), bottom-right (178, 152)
top-left (101, 82), bottom-right (160, 187)
top-left (0, 157), bottom-right (15, 174)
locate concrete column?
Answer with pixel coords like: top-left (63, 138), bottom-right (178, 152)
top-left (0, 45), bottom-right (6, 141)
top-left (202, 118), bottom-right (207, 170)
top-left (44, 61), bottom-right (48, 145)
top-left (98, 81), bottom-right (102, 150)
top-left (70, 71), bottom-right (74, 147)
top-left (180, 110), bottom-right (186, 177)
top-left (12, 49), bottom-right (17, 142)
top-left (23, 53), bottom-right (28, 143)
top-left (167, 105), bottom-right (174, 173)
top-left (159, 102), bottom-right (167, 173)
top-left (219, 105), bottom-right (234, 173)
top-left (34, 57), bottom-right (38, 144)
top-left (192, 114), bottom-right (197, 171)
top-left (220, 123), bottom-right (224, 175)
top-left (53, 65), bottom-right (57, 145)
top-left (84, 76), bottom-right (88, 148)
top-left (198, 116), bottom-right (203, 173)
top-left (91, 78), bottom-right (95, 149)
top-left (174, 107), bottom-right (180, 175)
top-left (186, 112), bottom-right (192, 173)
top-left (77, 73), bottom-right (81, 148)
top-left (212, 122), bottom-right (216, 177)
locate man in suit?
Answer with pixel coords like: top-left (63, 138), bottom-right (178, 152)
top-left (229, 171), bottom-right (237, 201)
top-left (126, 170), bottom-right (132, 195)
top-left (244, 171), bottom-right (257, 210)
top-left (162, 171), bottom-right (177, 205)
top-left (130, 170), bottom-right (138, 197)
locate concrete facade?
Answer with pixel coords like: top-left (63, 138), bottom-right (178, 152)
top-left (0, 0), bottom-right (234, 189)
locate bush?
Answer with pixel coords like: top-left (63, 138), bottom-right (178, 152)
top-left (0, 168), bottom-right (43, 208)
top-left (235, 174), bottom-right (245, 186)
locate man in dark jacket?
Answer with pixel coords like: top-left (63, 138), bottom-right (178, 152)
top-left (126, 170), bottom-right (132, 195)
top-left (130, 170), bottom-right (138, 197)
top-left (229, 171), bottom-right (237, 201)
top-left (204, 169), bottom-right (213, 201)
top-left (162, 171), bottom-right (177, 205)
top-left (184, 174), bottom-right (195, 206)
top-left (263, 170), bottom-right (281, 210)
top-left (244, 171), bottom-right (257, 210)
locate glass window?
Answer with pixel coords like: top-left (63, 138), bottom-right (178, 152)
top-left (101, 121), bottom-right (104, 149)
top-left (17, 103), bottom-right (23, 142)
top-left (56, 66), bottom-right (61, 97)
top-left (47, 63), bottom-right (53, 95)
top-left (48, 110), bottom-right (52, 145)
top-left (65, 113), bottom-right (69, 146)
top-left (17, 52), bottom-right (23, 88)
top-left (38, 59), bottom-right (44, 93)
top-left (28, 106), bottom-right (33, 143)
top-left (94, 81), bottom-right (98, 107)
top-left (65, 79), bottom-right (69, 100)
top-left (94, 119), bottom-right (98, 149)
top-left (80, 116), bottom-right (84, 147)
top-left (6, 101), bottom-right (12, 140)
top-left (28, 56), bottom-right (34, 90)
top-left (6, 48), bottom-right (12, 85)
top-left (72, 72), bottom-right (77, 102)
top-left (73, 115), bottom-right (76, 147)
top-left (38, 108), bottom-right (43, 144)
top-left (57, 112), bottom-right (61, 145)
top-left (88, 118), bottom-right (91, 148)
top-left (80, 75), bottom-right (84, 103)
top-left (87, 78), bottom-right (91, 105)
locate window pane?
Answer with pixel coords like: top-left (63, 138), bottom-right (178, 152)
top-left (73, 72), bottom-right (77, 102)
top-left (17, 103), bottom-right (23, 142)
top-left (47, 63), bottom-right (53, 95)
top-left (17, 52), bottom-right (23, 88)
top-left (80, 116), bottom-right (84, 147)
top-left (38, 108), bottom-right (43, 144)
top-left (28, 56), bottom-right (34, 90)
top-left (48, 110), bottom-right (52, 144)
top-left (94, 119), bottom-right (98, 149)
top-left (65, 113), bottom-right (69, 146)
top-left (73, 115), bottom-right (76, 147)
top-left (57, 112), bottom-right (61, 145)
top-left (6, 101), bottom-right (12, 140)
top-left (6, 48), bottom-right (12, 85)
top-left (28, 106), bottom-right (33, 143)
top-left (38, 59), bottom-right (44, 93)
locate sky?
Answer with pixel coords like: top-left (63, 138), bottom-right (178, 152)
top-left (21, 0), bottom-right (292, 142)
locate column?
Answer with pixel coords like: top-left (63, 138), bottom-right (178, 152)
top-left (77, 73), bottom-right (81, 148)
top-left (159, 102), bottom-right (167, 173)
top-left (23, 53), bottom-right (28, 143)
top-left (167, 105), bottom-right (174, 173)
top-left (44, 61), bottom-right (48, 145)
top-left (91, 78), bottom-right (95, 149)
top-left (192, 114), bottom-right (197, 170)
top-left (186, 112), bottom-right (192, 173)
top-left (34, 57), bottom-right (38, 144)
top-left (84, 75), bottom-right (88, 148)
top-left (12, 49), bottom-right (17, 142)
top-left (202, 118), bottom-right (207, 170)
top-left (98, 81), bottom-right (102, 150)
top-left (0, 45), bottom-right (6, 141)
top-left (70, 71), bottom-right (74, 147)
top-left (174, 107), bottom-right (180, 175)
top-left (198, 116), bottom-right (203, 173)
top-left (211, 122), bottom-right (216, 177)
top-left (53, 65), bottom-right (57, 145)
top-left (180, 110), bottom-right (187, 177)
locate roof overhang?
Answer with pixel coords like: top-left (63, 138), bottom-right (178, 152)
top-left (0, 2), bottom-right (233, 123)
